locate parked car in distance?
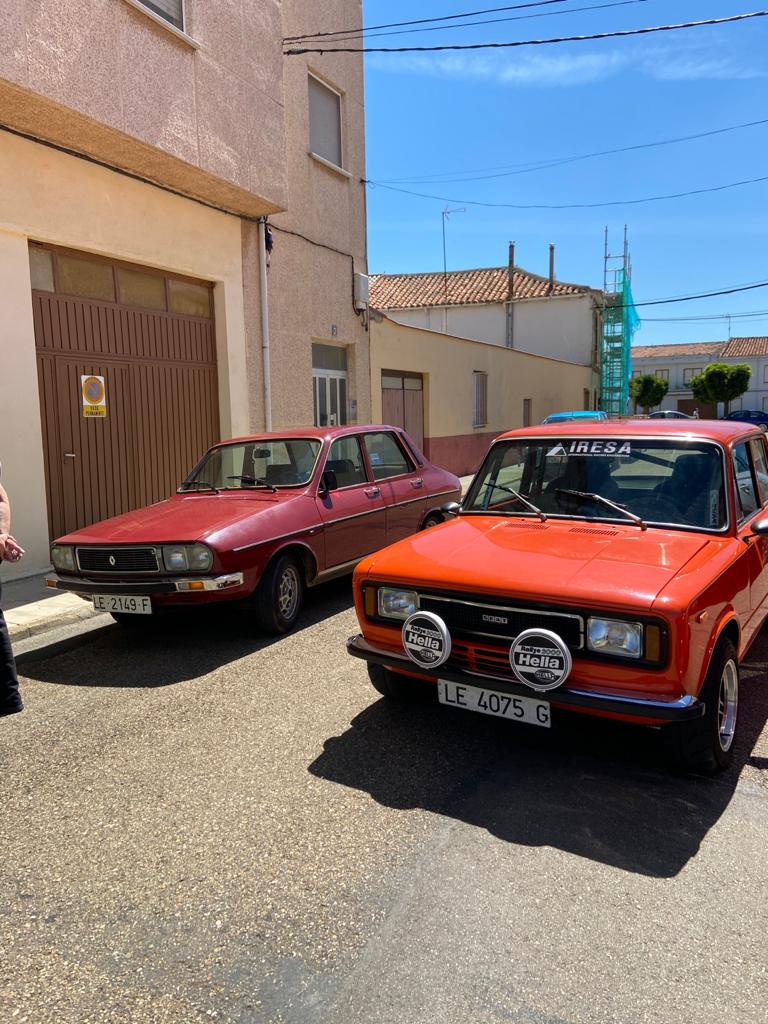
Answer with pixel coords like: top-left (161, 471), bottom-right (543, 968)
top-left (542, 410), bottom-right (608, 424)
top-left (47, 426), bottom-right (461, 634)
top-left (648, 410), bottom-right (695, 419)
top-left (348, 420), bottom-right (768, 773)
top-left (722, 409), bottom-right (768, 432)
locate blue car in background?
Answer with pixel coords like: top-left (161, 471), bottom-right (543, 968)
top-left (542, 410), bottom-right (609, 425)
top-left (722, 409), bottom-right (768, 431)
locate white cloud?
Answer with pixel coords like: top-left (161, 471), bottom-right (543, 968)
top-left (367, 45), bottom-right (765, 87)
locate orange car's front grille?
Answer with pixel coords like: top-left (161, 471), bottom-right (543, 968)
top-left (449, 639), bottom-right (516, 681)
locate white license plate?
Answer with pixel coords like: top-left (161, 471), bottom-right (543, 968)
top-left (438, 680), bottom-right (551, 729)
top-left (93, 595), bottom-right (152, 615)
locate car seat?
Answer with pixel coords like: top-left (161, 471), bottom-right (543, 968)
top-left (655, 453), bottom-right (715, 526)
top-left (325, 458), bottom-right (362, 489)
top-left (265, 464), bottom-right (301, 486)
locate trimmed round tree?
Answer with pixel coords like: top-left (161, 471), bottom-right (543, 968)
top-left (690, 363), bottom-right (751, 415)
top-left (630, 374), bottom-right (669, 415)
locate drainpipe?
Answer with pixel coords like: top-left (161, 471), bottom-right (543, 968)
top-left (506, 240), bottom-right (515, 347)
top-left (258, 217), bottom-right (272, 431)
top-left (548, 243), bottom-right (555, 294)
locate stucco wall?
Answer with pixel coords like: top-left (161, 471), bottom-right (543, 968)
top-left (0, 0), bottom-right (287, 215)
top-left (371, 316), bottom-right (594, 476)
top-left (0, 130), bottom-right (248, 579)
top-left (384, 294), bottom-right (596, 365)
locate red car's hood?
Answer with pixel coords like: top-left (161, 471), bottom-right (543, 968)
top-left (57, 491), bottom-right (306, 546)
top-left (359, 515), bottom-right (722, 612)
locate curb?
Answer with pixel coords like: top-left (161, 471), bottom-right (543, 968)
top-left (8, 604), bottom-right (103, 643)
top-left (15, 617), bottom-right (113, 667)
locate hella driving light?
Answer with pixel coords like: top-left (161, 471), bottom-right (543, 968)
top-left (587, 617), bottom-right (643, 659)
top-left (51, 545), bottom-right (76, 573)
top-left (378, 587), bottom-right (419, 620)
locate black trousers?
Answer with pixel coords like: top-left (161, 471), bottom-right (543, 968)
top-left (0, 582), bottom-right (23, 712)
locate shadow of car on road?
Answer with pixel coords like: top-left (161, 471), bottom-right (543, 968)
top-left (20, 578), bottom-right (354, 689)
top-left (309, 630), bottom-right (768, 879)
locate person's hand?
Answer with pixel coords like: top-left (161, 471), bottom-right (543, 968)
top-left (0, 534), bottom-right (24, 562)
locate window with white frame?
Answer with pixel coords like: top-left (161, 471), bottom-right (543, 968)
top-left (655, 368), bottom-right (669, 381)
top-left (135, 0), bottom-right (184, 30)
top-left (763, 365), bottom-right (768, 384)
top-left (309, 75), bottom-right (343, 168)
top-left (472, 372), bottom-right (488, 428)
top-left (683, 367), bottom-right (702, 384)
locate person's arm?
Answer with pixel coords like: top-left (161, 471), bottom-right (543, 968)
top-left (0, 486), bottom-right (24, 562)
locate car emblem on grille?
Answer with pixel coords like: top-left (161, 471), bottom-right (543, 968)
top-left (109, 555), bottom-right (116, 567)
top-left (482, 614), bottom-right (508, 625)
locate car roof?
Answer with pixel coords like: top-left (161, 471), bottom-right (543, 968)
top-left (497, 418), bottom-right (758, 444)
top-left (211, 424), bottom-right (407, 448)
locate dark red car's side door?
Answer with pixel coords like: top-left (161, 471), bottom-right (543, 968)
top-left (316, 434), bottom-right (387, 570)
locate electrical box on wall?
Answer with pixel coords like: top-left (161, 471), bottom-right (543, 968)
top-left (353, 273), bottom-right (369, 310)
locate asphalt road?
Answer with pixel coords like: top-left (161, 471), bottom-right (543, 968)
top-left (3, 581), bottom-right (767, 1024)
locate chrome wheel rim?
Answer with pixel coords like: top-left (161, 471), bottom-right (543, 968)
top-left (717, 659), bottom-right (738, 752)
top-left (277, 565), bottom-right (300, 620)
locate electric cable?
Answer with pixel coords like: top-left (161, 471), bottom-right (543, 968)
top-left (284, 11), bottom-right (768, 55)
top-left (375, 117), bottom-right (768, 185)
top-left (303, 1), bottom-right (654, 44)
top-left (610, 281), bottom-right (768, 310)
top-left (365, 173), bottom-right (768, 210)
top-left (284, 0), bottom-right (575, 43)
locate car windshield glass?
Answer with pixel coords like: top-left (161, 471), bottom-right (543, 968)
top-left (180, 439), bottom-right (322, 491)
top-left (464, 438), bottom-right (727, 530)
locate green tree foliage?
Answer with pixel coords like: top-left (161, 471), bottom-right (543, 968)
top-left (689, 363), bottom-right (751, 414)
top-left (629, 374), bottom-right (669, 415)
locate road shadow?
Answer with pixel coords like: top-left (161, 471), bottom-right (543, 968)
top-left (20, 578), bottom-right (354, 689)
top-left (310, 631), bottom-right (768, 879)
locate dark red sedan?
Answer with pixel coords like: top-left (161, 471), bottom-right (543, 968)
top-left (46, 426), bottom-right (461, 633)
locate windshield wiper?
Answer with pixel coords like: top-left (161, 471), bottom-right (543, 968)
top-left (556, 489), bottom-right (647, 531)
top-left (180, 480), bottom-right (220, 494)
top-left (487, 483), bottom-right (547, 522)
top-left (227, 475), bottom-right (277, 493)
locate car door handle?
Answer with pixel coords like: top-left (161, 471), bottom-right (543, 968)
top-left (411, 477), bottom-right (424, 488)
top-left (365, 487), bottom-right (380, 498)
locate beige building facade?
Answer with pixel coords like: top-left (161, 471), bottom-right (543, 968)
top-left (372, 315), bottom-right (595, 477)
top-left (0, 0), bottom-right (368, 578)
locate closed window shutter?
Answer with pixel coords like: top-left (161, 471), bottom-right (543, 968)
top-left (309, 76), bottom-right (342, 167)
top-left (473, 372), bottom-right (487, 427)
top-left (140, 0), bottom-right (183, 29)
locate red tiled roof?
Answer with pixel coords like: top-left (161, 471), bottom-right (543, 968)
top-left (722, 337), bottom-right (768, 357)
top-left (631, 342), bottom-right (725, 360)
top-left (632, 338), bottom-right (768, 361)
top-left (370, 266), bottom-right (592, 309)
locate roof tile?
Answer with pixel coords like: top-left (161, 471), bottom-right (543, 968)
top-left (632, 338), bottom-right (768, 361)
top-left (370, 266), bottom-right (592, 309)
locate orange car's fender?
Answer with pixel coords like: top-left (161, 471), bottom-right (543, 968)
top-left (692, 608), bottom-right (740, 697)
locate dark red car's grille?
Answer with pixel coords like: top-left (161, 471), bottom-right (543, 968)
top-left (77, 548), bottom-right (159, 573)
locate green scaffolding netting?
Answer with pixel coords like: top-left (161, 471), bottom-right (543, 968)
top-left (600, 269), bottom-right (639, 416)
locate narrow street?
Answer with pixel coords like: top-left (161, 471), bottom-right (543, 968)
top-left (3, 582), bottom-right (767, 1024)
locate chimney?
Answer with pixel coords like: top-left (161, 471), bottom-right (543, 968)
top-left (508, 241), bottom-right (515, 299)
top-left (548, 244), bottom-right (555, 294)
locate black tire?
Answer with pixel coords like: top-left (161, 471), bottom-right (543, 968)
top-left (254, 553), bottom-right (305, 635)
top-left (422, 512), bottom-right (443, 530)
top-left (663, 638), bottom-right (739, 774)
top-left (367, 663), bottom-right (434, 702)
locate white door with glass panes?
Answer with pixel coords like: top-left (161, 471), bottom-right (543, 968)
top-left (313, 371), bottom-right (347, 427)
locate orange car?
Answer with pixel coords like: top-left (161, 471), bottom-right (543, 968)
top-left (348, 420), bottom-right (768, 772)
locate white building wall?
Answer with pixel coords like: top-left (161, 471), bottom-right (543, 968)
top-left (631, 352), bottom-right (768, 415)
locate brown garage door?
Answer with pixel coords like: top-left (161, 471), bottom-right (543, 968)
top-left (381, 370), bottom-right (424, 449)
top-left (31, 244), bottom-right (219, 541)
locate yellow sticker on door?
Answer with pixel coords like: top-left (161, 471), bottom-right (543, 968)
top-left (81, 375), bottom-right (106, 418)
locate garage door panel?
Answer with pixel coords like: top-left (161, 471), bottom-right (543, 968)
top-left (33, 249), bottom-right (218, 542)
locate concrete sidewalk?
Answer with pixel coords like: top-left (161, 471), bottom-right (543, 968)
top-left (2, 473), bottom-right (476, 644)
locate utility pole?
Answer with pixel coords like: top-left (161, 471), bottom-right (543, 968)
top-left (442, 206), bottom-right (465, 301)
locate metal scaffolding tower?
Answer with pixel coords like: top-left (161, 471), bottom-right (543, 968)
top-left (600, 227), bottom-right (638, 415)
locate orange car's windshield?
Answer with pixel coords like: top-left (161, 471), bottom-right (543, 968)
top-left (180, 439), bottom-right (322, 491)
top-left (465, 439), bottom-right (728, 531)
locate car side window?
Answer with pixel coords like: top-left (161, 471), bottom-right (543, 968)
top-left (326, 436), bottom-right (368, 489)
top-left (363, 432), bottom-right (413, 481)
top-left (749, 437), bottom-right (768, 505)
top-left (733, 442), bottom-right (759, 521)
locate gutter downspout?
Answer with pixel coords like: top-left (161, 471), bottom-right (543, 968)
top-left (506, 240), bottom-right (515, 348)
top-left (258, 217), bottom-right (272, 431)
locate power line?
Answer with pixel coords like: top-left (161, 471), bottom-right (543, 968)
top-left (376, 117), bottom-right (768, 185)
top-left (284, 0), bottom-right (574, 43)
top-left (613, 282), bottom-right (768, 310)
top-left (365, 173), bottom-right (768, 210)
top-left (284, 11), bottom-right (768, 54)
top-left (304, 1), bottom-right (654, 44)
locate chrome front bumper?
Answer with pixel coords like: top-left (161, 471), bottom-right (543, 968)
top-left (46, 573), bottom-right (245, 596)
top-left (347, 634), bottom-right (704, 722)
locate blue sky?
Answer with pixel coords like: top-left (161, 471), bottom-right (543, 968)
top-left (362, 1), bottom-right (768, 345)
